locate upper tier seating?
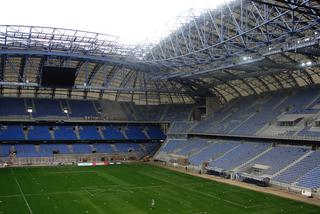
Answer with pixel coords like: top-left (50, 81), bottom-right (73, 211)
top-left (68, 100), bottom-right (99, 118)
top-left (33, 99), bottom-right (64, 117)
top-left (162, 105), bottom-right (193, 121)
top-left (0, 97), bottom-right (194, 122)
top-left (190, 87), bottom-right (320, 138)
top-left (122, 103), bottom-right (193, 121)
top-left (297, 127), bottom-right (320, 137)
top-left (128, 104), bottom-right (164, 121)
top-left (0, 98), bottom-right (27, 116)
top-left (169, 121), bottom-right (194, 134)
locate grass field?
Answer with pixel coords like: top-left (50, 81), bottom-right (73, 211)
top-left (0, 164), bottom-right (319, 214)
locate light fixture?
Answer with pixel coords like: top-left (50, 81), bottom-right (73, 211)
top-left (243, 56), bottom-right (252, 60)
top-left (302, 61), bottom-right (312, 67)
top-left (63, 109), bottom-right (69, 114)
top-left (27, 107), bottom-right (33, 113)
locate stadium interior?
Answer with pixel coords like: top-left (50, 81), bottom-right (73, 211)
top-left (1, 0), bottom-right (320, 212)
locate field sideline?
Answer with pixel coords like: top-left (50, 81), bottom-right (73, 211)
top-left (0, 164), bottom-right (319, 214)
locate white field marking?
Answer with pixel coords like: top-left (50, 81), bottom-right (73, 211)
top-left (179, 210), bottom-right (206, 214)
top-left (141, 171), bottom-right (246, 208)
top-left (0, 194), bottom-right (21, 198)
top-left (14, 177), bottom-right (34, 214)
top-left (43, 171), bottom-right (96, 174)
top-left (82, 188), bottom-right (94, 197)
top-left (185, 187), bottom-right (246, 208)
top-left (246, 204), bottom-right (265, 209)
top-left (0, 183), bottom-right (171, 199)
top-left (81, 184), bottom-right (121, 190)
top-left (0, 183), bottom-right (181, 198)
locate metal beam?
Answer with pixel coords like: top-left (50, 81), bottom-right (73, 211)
top-left (0, 49), bottom-right (161, 75)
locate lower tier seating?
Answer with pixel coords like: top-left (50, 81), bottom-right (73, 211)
top-left (0, 143), bottom-right (158, 158)
top-left (155, 138), bottom-right (320, 190)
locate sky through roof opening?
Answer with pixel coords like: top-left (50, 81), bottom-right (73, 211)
top-left (0, 0), bottom-right (227, 44)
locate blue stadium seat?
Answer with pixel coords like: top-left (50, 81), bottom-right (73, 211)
top-left (273, 151), bottom-right (320, 184)
top-left (242, 146), bottom-right (309, 175)
top-left (115, 143), bottom-right (143, 153)
top-left (28, 126), bottom-right (51, 141)
top-left (0, 98), bottom-right (27, 116)
top-left (102, 126), bottom-right (125, 140)
top-left (0, 125), bottom-right (25, 141)
top-left (297, 166), bottom-right (320, 189)
top-left (0, 144), bottom-right (11, 157)
top-left (33, 99), bottom-right (64, 117)
top-left (145, 126), bottom-right (166, 139)
top-left (78, 126), bottom-right (101, 140)
top-left (54, 126), bottom-right (77, 140)
top-left (94, 143), bottom-right (114, 153)
top-left (68, 100), bottom-right (98, 117)
top-left (125, 126), bottom-right (147, 140)
top-left (72, 144), bottom-right (92, 153)
top-left (39, 144), bottom-right (71, 156)
top-left (15, 144), bottom-right (40, 157)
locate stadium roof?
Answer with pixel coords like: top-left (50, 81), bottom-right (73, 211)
top-left (0, 0), bottom-right (320, 104)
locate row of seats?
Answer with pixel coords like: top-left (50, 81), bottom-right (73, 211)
top-left (168, 121), bottom-right (194, 134)
top-left (156, 138), bottom-right (320, 189)
top-left (0, 143), bottom-right (159, 158)
top-left (241, 146), bottom-right (309, 175)
top-left (122, 103), bottom-right (193, 121)
top-left (183, 87), bottom-right (320, 138)
top-left (209, 143), bottom-right (270, 171)
top-left (0, 125), bottom-right (165, 141)
top-left (0, 97), bottom-right (193, 121)
top-left (273, 151), bottom-right (320, 184)
top-left (0, 98), bottom-right (100, 118)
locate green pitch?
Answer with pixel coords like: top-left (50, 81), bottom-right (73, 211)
top-left (0, 164), bottom-right (319, 214)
